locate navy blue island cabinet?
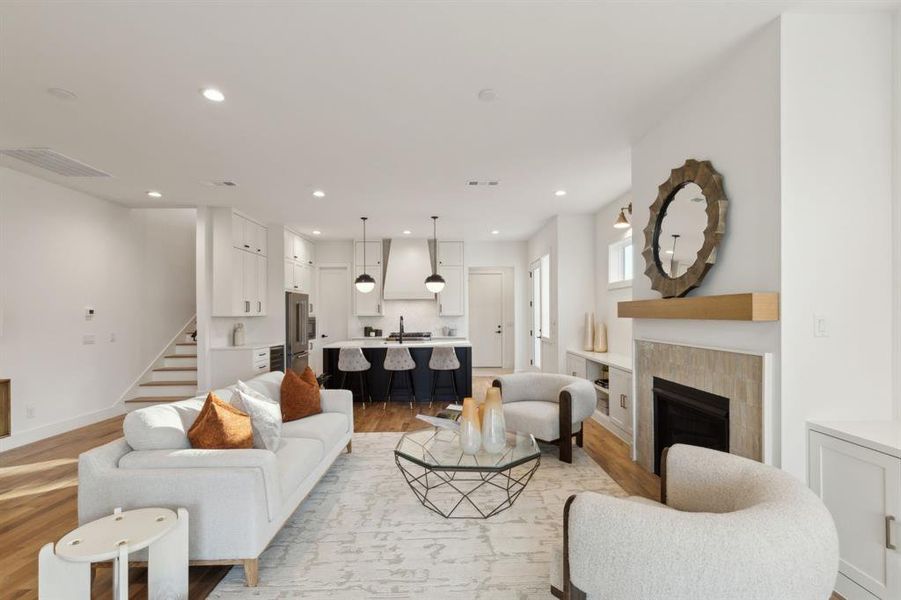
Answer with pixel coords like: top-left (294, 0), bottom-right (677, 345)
top-left (321, 343), bottom-right (472, 403)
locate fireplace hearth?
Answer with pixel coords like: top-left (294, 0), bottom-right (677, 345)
top-left (653, 377), bottom-right (729, 475)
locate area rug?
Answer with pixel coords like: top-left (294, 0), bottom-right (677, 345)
top-left (210, 432), bottom-right (626, 599)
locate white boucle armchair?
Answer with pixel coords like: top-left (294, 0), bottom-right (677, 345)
top-left (492, 373), bottom-right (596, 463)
top-left (551, 444), bottom-right (840, 600)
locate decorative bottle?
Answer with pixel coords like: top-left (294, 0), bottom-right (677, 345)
top-left (481, 387), bottom-right (507, 454)
top-left (459, 397), bottom-right (482, 455)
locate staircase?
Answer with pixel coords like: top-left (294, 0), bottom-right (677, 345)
top-left (124, 319), bottom-right (199, 410)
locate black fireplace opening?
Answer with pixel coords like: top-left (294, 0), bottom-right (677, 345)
top-left (653, 377), bottom-right (729, 475)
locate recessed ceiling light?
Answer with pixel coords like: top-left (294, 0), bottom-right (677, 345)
top-left (478, 88), bottom-right (497, 102)
top-left (402, 230), bottom-right (412, 235)
top-left (47, 87), bottom-right (77, 101)
top-left (555, 190), bottom-right (567, 197)
top-left (312, 230), bottom-right (321, 236)
top-left (146, 190), bottom-right (162, 198)
top-left (491, 229), bottom-right (500, 235)
top-left (200, 88), bottom-right (225, 102)
top-left (312, 190), bottom-right (325, 198)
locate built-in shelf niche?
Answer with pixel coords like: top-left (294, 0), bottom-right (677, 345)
top-left (618, 292), bottom-right (779, 321)
top-left (0, 379), bottom-right (10, 438)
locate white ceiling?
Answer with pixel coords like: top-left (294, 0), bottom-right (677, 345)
top-left (0, 1), bottom-right (893, 240)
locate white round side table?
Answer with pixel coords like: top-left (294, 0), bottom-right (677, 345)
top-left (38, 506), bottom-right (189, 600)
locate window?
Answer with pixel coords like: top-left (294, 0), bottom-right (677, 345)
top-left (540, 254), bottom-right (550, 339)
top-left (608, 237), bottom-right (633, 288)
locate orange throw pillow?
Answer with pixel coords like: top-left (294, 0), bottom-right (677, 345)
top-left (187, 392), bottom-right (254, 449)
top-left (281, 367), bottom-right (322, 422)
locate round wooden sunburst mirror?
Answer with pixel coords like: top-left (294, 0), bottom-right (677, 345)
top-left (641, 159), bottom-right (728, 298)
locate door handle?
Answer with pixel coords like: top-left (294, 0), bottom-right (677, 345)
top-left (321, 334), bottom-right (328, 338)
top-left (887, 515), bottom-right (897, 550)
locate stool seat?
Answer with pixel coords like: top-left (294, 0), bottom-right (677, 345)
top-left (338, 347), bottom-right (371, 372)
top-left (384, 347), bottom-right (415, 371)
top-left (428, 346), bottom-right (460, 370)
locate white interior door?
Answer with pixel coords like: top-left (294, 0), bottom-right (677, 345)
top-left (530, 261), bottom-right (542, 370)
top-left (469, 272), bottom-right (504, 367)
top-left (317, 266), bottom-right (349, 345)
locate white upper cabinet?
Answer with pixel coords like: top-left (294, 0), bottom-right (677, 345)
top-left (355, 241), bottom-right (383, 267)
top-left (213, 209), bottom-right (268, 317)
top-left (437, 241), bottom-right (463, 266)
top-left (353, 266), bottom-right (383, 316)
top-left (232, 212), bottom-right (267, 256)
top-left (437, 265), bottom-right (464, 316)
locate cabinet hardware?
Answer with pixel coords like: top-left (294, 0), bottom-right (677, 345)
top-left (294, 285), bottom-right (298, 289)
top-left (294, 255), bottom-right (298, 259)
top-left (245, 300), bottom-right (250, 313)
top-left (258, 301), bottom-right (262, 312)
top-left (440, 303), bottom-right (443, 312)
top-left (244, 244), bottom-right (250, 249)
top-left (888, 515), bottom-right (897, 550)
top-left (377, 303), bottom-right (381, 313)
top-left (310, 303), bottom-right (313, 312)
top-left (308, 260), bottom-right (313, 265)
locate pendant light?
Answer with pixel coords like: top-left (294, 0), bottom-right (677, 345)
top-left (614, 202), bottom-right (632, 229)
top-left (424, 216), bottom-right (446, 293)
top-left (354, 217), bottom-right (376, 293)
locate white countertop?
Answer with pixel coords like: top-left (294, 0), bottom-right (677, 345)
top-left (351, 336), bottom-right (467, 341)
top-left (808, 420), bottom-right (901, 459)
top-left (323, 339), bottom-right (471, 349)
top-left (211, 341), bottom-right (284, 351)
top-left (566, 348), bottom-right (632, 372)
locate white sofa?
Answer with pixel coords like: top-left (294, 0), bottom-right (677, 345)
top-left (492, 373), bottom-right (596, 463)
top-left (78, 371), bottom-right (353, 586)
top-left (551, 444), bottom-right (840, 600)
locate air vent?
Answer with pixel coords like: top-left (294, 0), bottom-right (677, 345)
top-left (467, 180), bottom-right (499, 186)
top-left (0, 148), bottom-right (111, 177)
top-left (208, 180), bottom-right (238, 187)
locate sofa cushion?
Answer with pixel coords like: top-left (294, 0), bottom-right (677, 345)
top-left (117, 446), bottom-right (282, 520)
top-left (502, 400), bottom-right (581, 442)
top-left (281, 412), bottom-right (349, 450)
top-left (188, 393), bottom-right (254, 449)
top-left (275, 437), bottom-right (324, 497)
top-left (280, 367), bottom-right (322, 422)
top-left (244, 371), bottom-right (284, 402)
top-left (123, 397), bottom-right (205, 450)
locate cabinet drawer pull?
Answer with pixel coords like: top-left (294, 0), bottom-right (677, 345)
top-left (245, 300), bottom-right (250, 313)
top-left (888, 515), bottom-right (897, 550)
top-left (258, 301), bottom-right (262, 312)
top-left (244, 244), bottom-right (250, 249)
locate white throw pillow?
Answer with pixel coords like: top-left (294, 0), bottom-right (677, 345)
top-left (231, 381), bottom-right (282, 451)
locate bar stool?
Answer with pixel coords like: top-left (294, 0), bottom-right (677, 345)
top-left (429, 346), bottom-right (460, 405)
top-left (384, 346), bottom-right (416, 409)
top-left (338, 347), bottom-right (371, 406)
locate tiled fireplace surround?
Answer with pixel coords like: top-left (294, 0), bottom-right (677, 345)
top-left (635, 340), bottom-right (767, 472)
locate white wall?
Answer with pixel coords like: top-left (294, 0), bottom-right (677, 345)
top-left (0, 168), bottom-right (195, 449)
top-left (556, 215), bottom-right (597, 372)
top-left (595, 193), bottom-right (634, 357)
top-left (894, 7), bottom-right (901, 419)
top-left (631, 21), bottom-right (783, 461)
top-left (780, 12), bottom-right (895, 478)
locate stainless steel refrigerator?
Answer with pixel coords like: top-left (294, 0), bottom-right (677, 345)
top-left (286, 292), bottom-right (311, 373)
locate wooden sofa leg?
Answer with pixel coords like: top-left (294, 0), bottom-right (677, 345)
top-left (575, 428), bottom-right (583, 448)
top-left (346, 440), bottom-right (353, 453)
top-left (243, 558), bottom-right (259, 587)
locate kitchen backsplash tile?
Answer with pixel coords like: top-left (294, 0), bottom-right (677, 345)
top-left (355, 300), bottom-right (464, 337)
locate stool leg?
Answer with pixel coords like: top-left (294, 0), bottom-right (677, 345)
top-left (430, 370), bottom-right (439, 406)
top-left (359, 372), bottom-right (369, 407)
top-left (148, 507), bottom-right (189, 599)
top-left (340, 371), bottom-right (347, 393)
top-left (451, 370), bottom-right (459, 402)
top-left (384, 371), bottom-right (394, 410)
top-left (38, 543), bottom-right (90, 600)
top-left (114, 544), bottom-right (128, 600)
top-left (407, 369), bottom-right (415, 410)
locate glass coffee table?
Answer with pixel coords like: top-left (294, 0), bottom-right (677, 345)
top-left (394, 428), bottom-right (541, 518)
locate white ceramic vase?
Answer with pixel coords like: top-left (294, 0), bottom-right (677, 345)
top-left (583, 313), bottom-right (593, 351)
top-left (481, 388), bottom-right (507, 454)
top-left (460, 397), bottom-right (482, 455)
top-left (593, 320), bottom-right (608, 353)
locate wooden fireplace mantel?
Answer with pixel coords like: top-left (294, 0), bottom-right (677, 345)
top-left (617, 292), bottom-right (779, 321)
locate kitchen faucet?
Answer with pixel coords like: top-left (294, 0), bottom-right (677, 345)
top-left (398, 315), bottom-right (404, 344)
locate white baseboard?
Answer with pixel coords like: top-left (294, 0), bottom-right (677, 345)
top-left (0, 402), bottom-right (125, 452)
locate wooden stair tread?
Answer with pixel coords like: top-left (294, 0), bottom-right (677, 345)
top-left (140, 380), bottom-right (197, 387)
top-left (153, 367), bottom-right (198, 372)
top-left (125, 396), bottom-right (193, 404)
top-left (165, 354), bottom-right (197, 359)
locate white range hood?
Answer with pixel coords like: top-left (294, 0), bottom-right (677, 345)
top-left (382, 238), bottom-right (434, 300)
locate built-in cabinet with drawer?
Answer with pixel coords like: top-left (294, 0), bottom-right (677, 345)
top-left (283, 228), bottom-right (316, 314)
top-left (213, 209), bottom-right (268, 317)
top-left (354, 240), bottom-right (383, 316)
top-left (437, 241), bottom-right (464, 316)
top-left (808, 422), bottom-right (901, 600)
top-left (565, 349), bottom-right (633, 444)
top-left (209, 345), bottom-right (275, 389)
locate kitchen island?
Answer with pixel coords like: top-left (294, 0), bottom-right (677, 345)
top-left (321, 339), bottom-right (471, 403)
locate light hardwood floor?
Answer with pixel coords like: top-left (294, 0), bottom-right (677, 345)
top-left (0, 376), bottom-right (839, 599)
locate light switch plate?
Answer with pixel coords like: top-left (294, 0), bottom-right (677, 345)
top-left (814, 314), bottom-right (828, 337)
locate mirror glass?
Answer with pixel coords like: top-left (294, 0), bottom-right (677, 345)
top-left (656, 182), bottom-right (707, 278)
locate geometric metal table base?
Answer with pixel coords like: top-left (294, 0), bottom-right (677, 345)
top-left (394, 428), bottom-right (541, 519)
top-left (396, 453), bottom-right (540, 518)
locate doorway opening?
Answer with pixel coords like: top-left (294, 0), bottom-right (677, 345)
top-left (468, 268), bottom-right (513, 369)
top-left (529, 255), bottom-right (550, 371)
